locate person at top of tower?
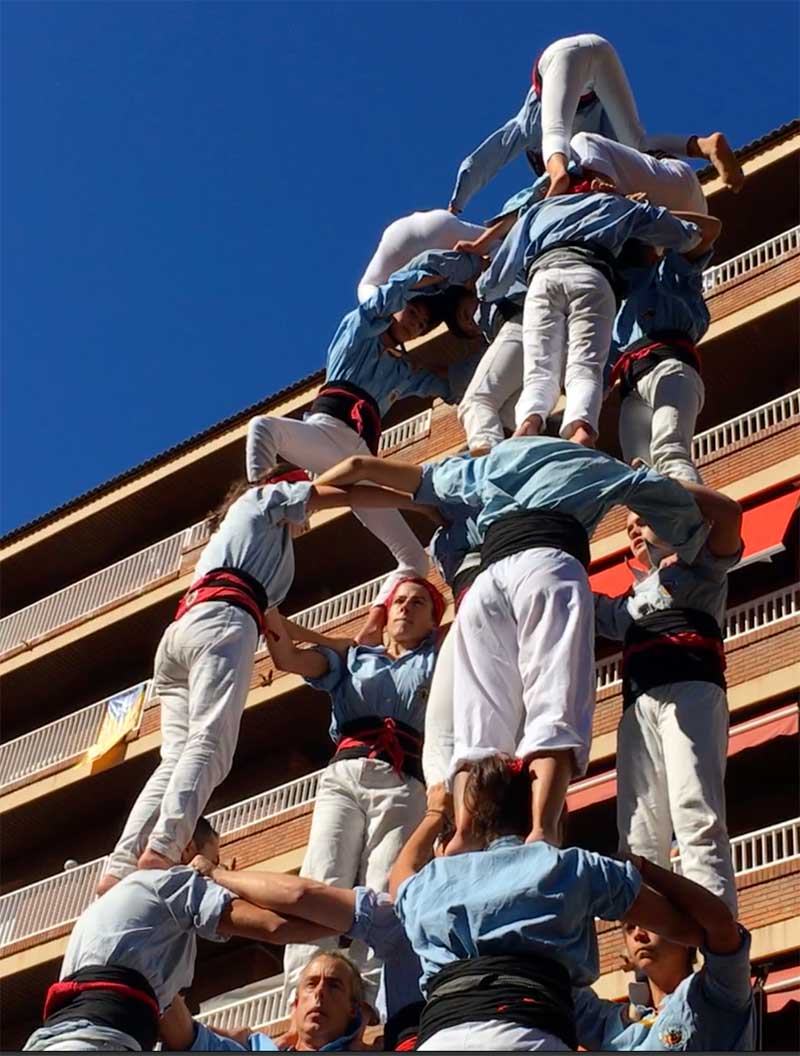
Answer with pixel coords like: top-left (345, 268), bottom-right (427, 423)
top-left (97, 467), bottom-right (438, 897)
top-left (388, 754), bottom-right (704, 1052)
top-left (264, 576), bottom-right (444, 990)
top-left (311, 438), bottom-right (708, 849)
top-left (245, 249), bottom-right (485, 645)
top-left (448, 32), bottom-right (743, 210)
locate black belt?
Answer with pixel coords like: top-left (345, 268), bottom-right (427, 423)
top-left (528, 239), bottom-right (627, 304)
top-left (481, 509), bottom-right (591, 572)
top-left (311, 380), bottom-right (382, 454)
top-left (612, 331), bottom-right (700, 400)
top-left (418, 954), bottom-right (576, 1048)
top-left (43, 965), bottom-right (159, 1051)
top-left (623, 607), bottom-right (726, 708)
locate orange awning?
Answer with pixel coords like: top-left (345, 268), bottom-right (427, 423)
top-left (761, 965), bottom-right (800, 1012)
top-left (589, 487), bottom-right (799, 597)
top-left (567, 703), bottom-right (799, 812)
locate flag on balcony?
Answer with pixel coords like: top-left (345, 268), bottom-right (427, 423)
top-left (83, 683), bottom-right (147, 770)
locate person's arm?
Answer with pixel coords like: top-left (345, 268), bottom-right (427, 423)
top-left (621, 883), bottom-right (705, 948)
top-left (307, 482), bottom-right (433, 516)
top-left (628, 854), bottom-right (741, 955)
top-left (280, 615), bottom-right (354, 652)
top-left (388, 784), bottom-right (452, 900)
top-left (449, 97), bottom-right (531, 213)
top-left (359, 250), bottom-right (484, 332)
top-left (671, 212), bottom-right (722, 258)
top-left (208, 866), bottom-right (356, 933)
top-left (674, 481), bottom-right (742, 558)
top-left (160, 994), bottom-right (199, 1052)
top-left (313, 455), bottom-right (423, 496)
top-left (628, 202), bottom-right (702, 254)
top-left (454, 212), bottom-right (519, 256)
top-left (264, 610), bottom-right (332, 679)
top-left (593, 592), bottom-right (631, 642)
top-left (218, 899), bottom-right (341, 944)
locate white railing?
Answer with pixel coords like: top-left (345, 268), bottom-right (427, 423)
top-left (182, 520), bottom-right (211, 551)
top-left (693, 389), bottom-right (800, 463)
top-left (0, 681), bottom-right (155, 794)
top-left (196, 969), bottom-right (382, 1032)
top-left (673, 817), bottom-right (800, 878)
top-left (379, 408), bottom-right (433, 453)
top-left (0, 856), bottom-right (107, 951)
top-left (289, 572), bottom-right (392, 634)
top-left (0, 529), bottom-right (192, 659)
top-left (595, 582), bottom-right (800, 691)
top-left (208, 769), bottom-right (324, 838)
top-left (702, 224), bottom-right (800, 291)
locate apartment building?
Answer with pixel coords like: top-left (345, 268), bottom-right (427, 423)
top-left (1, 119), bottom-right (798, 1050)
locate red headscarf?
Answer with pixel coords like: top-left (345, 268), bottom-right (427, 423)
top-left (383, 577), bottom-right (446, 625)
top-left (264, 468), bottom-right (311, 485)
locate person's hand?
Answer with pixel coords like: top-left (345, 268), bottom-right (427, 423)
top-left (426, 782), bottom-right (453, 817)
top-left (453, 239), bottom-right (483, 255)
top-left (448, 202), bottom-right (461, 215)
top-left (626, 191), bottom-right (650, 204)
top-left (189, 854), bottom-right (217, 877)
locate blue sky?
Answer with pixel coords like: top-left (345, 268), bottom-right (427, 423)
top-left (2, 1), bottom-right (798, 533)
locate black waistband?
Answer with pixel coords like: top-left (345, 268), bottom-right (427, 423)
top-left (529, 239), bottom-right (627, 304)
top-left (334, 716), bottom-right (424, 782)
top-left (418, 954), bottom-right (576, 1049)
top-left (481, 510), bottom-right (591, 571)
top-left (197, 566), bottom-right (269, 611)
top-left (44, 966), bottom-right (159, 1051)
top-left (495, 297), bottom-right (525, 324)
top-left (616, 331), bottom-right (699, 400)
top-left (623, 608), bottom-right (726, 707)
top-left (311, 380), bottom-right (382, 454)
top-left (451, 554), bottom-right (482, 607)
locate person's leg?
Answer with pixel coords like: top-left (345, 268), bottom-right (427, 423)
top-left (510, 549), bottom-right (596, 842)
top-left (419, 1021), bottom-right (570, 1051)
top-left (141, 605), bottom-right (257, 866)
top-left (282, 759), bottom-right (367, 987)
top-left (638, 360), bottom-right (705, 483)
top-left (457, 318), bottom-right (524, 454)
top-left (561, 265), bottom-right (616, 444)
top-left (246, 412), bottom-right (360, 482)
top-left (686, 133), bottom-right (745, 193)
top-left (660, 682), bottom-right (737, 912)
top-left (351, 505), bottom-right (430, 579)
top-left (515, 270), bottom-right (567, 436)
top-left (99, 626), bottom-right (189, 889)
top-left (616, 695), bottom-right (673, 868)
top-left (618, 389), bottom-right (655, 469)
top-left (361, 765), bottom-right (427, 891)
top-left (24, 1023), bottom-right (142, 1051)
top-left (422, 626), bottom-right (456, 787)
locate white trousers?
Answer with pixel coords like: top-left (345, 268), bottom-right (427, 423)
top-left (458, 318), bottom-right (523, 451)
top-left (24, 1023), bottom-right (141, 1051)
top-left (619, 359), bottom-right (705, 483)
top-left (617, 682), bottom-right (737, 913)
top-left (105, 603), bottom-right (257, 877)
top-left (246, 412), bottom-right (429, 578)
top-left (538, 34), bottom-right (690, 164)
top-left (517, 264), bottom-right (615, 438)
top-left (422, 625), bottom-right (456, 787)
top-left (282, 757), bottom-right (426, 987)
top-left (571, 132), bottom-right (707, 213)
top-left (419, 1020), bottom-right (570, 1051)
top-left (453, 549), bottom-right (595, 776)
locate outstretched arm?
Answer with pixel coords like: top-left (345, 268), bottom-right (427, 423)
top-left (280, 616), bottom-right (354, 652)
top-left (264, 611), bottom-right (333, 679)
top-left (671, 211), bottom-right (722, 257)
top-left (208, 867), bottom-right (356, 934)
top-left (455, 212), bottom-right (519, 256)
top-left (159, 995), bottom-right (198, 1052)
top-left (674, 480), bottom-right (742, 558)
top-left (621, 883), bottom-right (705, 949)
top-left (388, 784), bottom-right (452, 900)
top-left (307, 482), bottom-right (427, 514)
top-left (314, 456), bottom-right (424, 496)
top-left (218, 899), bottom-right (341, 945)
top-left (628, 855), bottom-right (741, 955)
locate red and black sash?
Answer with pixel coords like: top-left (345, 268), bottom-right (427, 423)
top-left (611, 331), bottom-right (700, 401)
top-left (622, 608), bottom-right (726, 709)
top-left (43, 966), bottom-right (159, 1051)
top-left (311, 380), bottom-right (382, 454)
top-left (175, 566), bottom-right (268, 634)
top-left (334, 716), bottom-right (424, 783)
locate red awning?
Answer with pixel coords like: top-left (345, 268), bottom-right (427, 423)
top-left (589, 487), bottom-right (799, 597)
top-left (566, 703), bottom-right (799, 811)
top-left (761, 965), bottom-right (800, 1012)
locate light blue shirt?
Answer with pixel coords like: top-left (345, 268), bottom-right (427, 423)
top-left (595, 543), bottom-right (743, 641)
top-left (449, 86), bottom-right (615, 212)
top-left (614, 249), bottom-right (712, 350)
top-left (480, 195), bottom-right (701, 305)
top-left (428, 500), bottom-right (482, 587)
top-left (326, 250), bottom-right (484, 417)
top-left (190, 1021), bottom-right (362, 1051)
top-left (60, 867), bottom-right (234, 1011)
top-left (307, 639), bottom-right (437, 740)
top-left (395, 836), bottom-right (641, 992)
top-left (195, 482), bottom-right (312, 607)
top-left (573, 929), bottom-right (754, 1051)
top-left (348, 886), bottom-right (422, 1022)
top-left (414, 437), bottom-right (708, 564)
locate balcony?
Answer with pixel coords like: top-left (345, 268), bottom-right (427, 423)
top-left (703, 225), bottom-right (800, 293)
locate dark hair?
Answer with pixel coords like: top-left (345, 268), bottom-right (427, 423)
top-left (206, 461), bottom-right (296, 533)
top-left (462, 754), bottom-right (531, 845)
top-left (193, 816), bottom-right (219, 848)
top-left (437, 285), bottom-right (477, 340)
top-left (616, 238), bottom-right (655, 270)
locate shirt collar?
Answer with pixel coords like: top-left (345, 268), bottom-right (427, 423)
top-left (487, 835), bottom-right (524, 851)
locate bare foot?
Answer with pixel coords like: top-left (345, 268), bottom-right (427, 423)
top-left (696, 133), bottom-right (744, 193)
top-left (469, 444), bottom-right (491, 458)
top-left (568, 423), bottom-right (595, 448)
top-left (95, 874), bottom-right (121, 898)
top-left (513, 415), bottom-right (544, 438)
top-left (138, 848), bottom-right (176, 871)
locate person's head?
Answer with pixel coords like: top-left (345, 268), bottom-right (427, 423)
top-left (384, 577), bottom-right (444, 649)
top-left (460, 754), bottom-right (533, 847)
top-left (626, 511), bottom-right (673, 565)
top-left (180, 817), bottom-right (220, 866)
top-left (621, 921), bottom-right (697, 989)
top-left (437, 285), bottom-right (482, 340)
top-left (388, 295), bottom-right (437, 346)
top-left (207, 463), bottom-right (308, 534)
top-left (616, 238), bottom-right (660, 271)
top-left (291, 951), bottom-right (364, 1050)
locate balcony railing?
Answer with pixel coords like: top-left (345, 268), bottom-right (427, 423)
top-left (692, 388), bottom-right (800, 463)
top-left (673, 817), bottom-right (800, 877)
top-left (702, 224), bottom-right (800, 292)
top-left (0, 856), bottom-right (107, 950)
top-left (379, 408), bottom-right (432, 453)
top-left (208, 769), bottom-right (324, 839)
top-left (288, 573), bottom-right (392, 636)
top-left (0, 681), bottom-right (154, 794)
top-left (595, 582), bottom-right (799, 691)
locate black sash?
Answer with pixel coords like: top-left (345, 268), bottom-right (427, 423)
top-left (311, 380), bottom-right (382, 454)
top-left (417, 954), bottom-right (577, 1048)
top-left (622, 607), bottom-right (726, 708)
top-left (481, 510), bottom-right (591, 572)
top-left (528, 239), bottom-right (628, 304)
top-left (43, 965), bottom-right (159, 1051)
